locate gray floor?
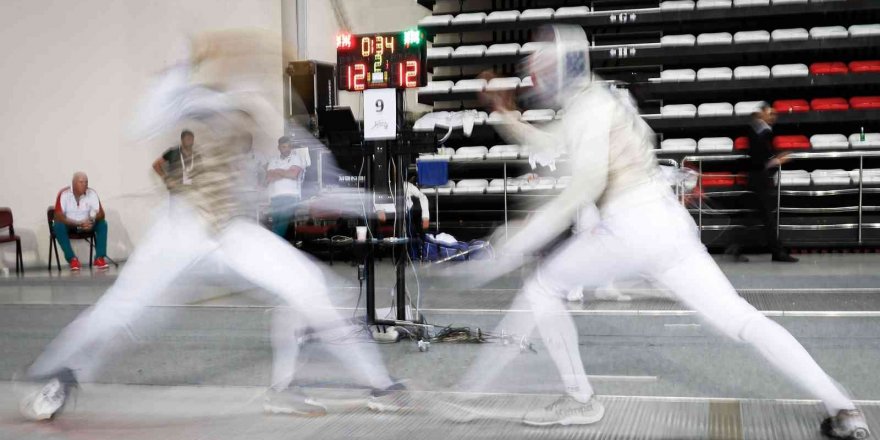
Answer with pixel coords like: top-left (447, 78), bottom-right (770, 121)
top-left (1, 254), bottom-right (880, 439)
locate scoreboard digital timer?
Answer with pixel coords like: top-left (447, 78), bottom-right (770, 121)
top-left (336, 29), bottom-right (426, 91)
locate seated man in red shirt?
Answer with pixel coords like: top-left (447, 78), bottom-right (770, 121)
top-left (53, 172), bottom-right (109, 270)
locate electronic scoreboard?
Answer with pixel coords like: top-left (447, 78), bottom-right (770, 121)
top-left (336, 28), bottom-right (427, 91)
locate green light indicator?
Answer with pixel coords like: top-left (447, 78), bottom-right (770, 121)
top-left (403, 28), bottom-right (421, 46)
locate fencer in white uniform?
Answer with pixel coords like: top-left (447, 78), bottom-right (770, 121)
top-left (19, 29), bottom-right (404, 421)
top-left (457, 25), bottom-right (868, 438)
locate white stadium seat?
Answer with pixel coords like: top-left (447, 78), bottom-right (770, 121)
top-left (521, 109), bottom-right (556, 122)
top-left (486, 43), bottom-right (521, 56)
top-left (419, 81), bottom-right (454, 94)
top-left (662, 104), bottom-right (698, 118)
top-left (734, 30), bottom-right (770, 44)
top-left (771, 63), bottom-right (809, 78)
top-left (426, 47), bottom-right (453, 60)
top-left (451, 13), bottom-right (487, 25)
top-left (661, 69), bottom-right (697, 82)
top-left (850, 169), bottom-right (880, 184)
top-left (488, 110), bottom-right (521, 125)
top-left (734, 0), bottom-right (769, 6)
top-left (661, 138), bottom-right (697, 153)
top-left (698, 137), bottom-right (734, 152)
top-left (734, 65), bottom-right (771, 80)
top-left (661, 34), bottom-right (696, 47)
top-left (418, 15), bottom-right (453, 27)
top-left (555, 6), bottom-right (591, 18)
top-left (696, 0), bottom-right (732, 9)
top-left (486, 10), bottom-right (520, 23)
top-left (850, 133), bottom-right (880, 149)
top-left (735, 101), bottom-right (766, 115)
top-left (697, 67), bottom-right (733, 81)
top-left (811, 170), bottom-right (851, 186)
top-left (452, 79), bottom-right (486, 93)
top-left (849, 24), bottom-right (880, 37)
top-left (487, 145), bottom-right (521, 160)
top-left (452, 45), bottom-right (487, 58)
top-left (810, 134), bottom-right (849, 150)
top-left (453, 179), bottom-right (489, 194)
top-left (452, 146), bottom-right (489, 160)
top-left (771, 28), bottom-right (809, 42)
top-left (809, 26), bottom-right (849, 39)
top-left (776, 170), bottom-right (811, 186)
top-left (697, 103), bottom-right (734, 117)
top-left (697, 32), bottom-right (733, 45)
top-left (520, 8), bottom-right (554, 20)
top-left (660, 1), bottom-right (695, 10)
top-left (486, 77), bottom-right (521, 91)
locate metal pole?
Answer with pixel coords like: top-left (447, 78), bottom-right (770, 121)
top-left (698, 160), bottom-right (703, 233)
top-left (435, 192), bottom-right (439, 233)
top-left (776, 161), bottom-right (782, 240)
top-left (503, 162), bottom-right (509, 240)
top-left (859, 155), bottom-right (864, 244)
top-left (365, 146), bottom-right (376, 324)
top-left (395, 152), bottom-right (406, 321)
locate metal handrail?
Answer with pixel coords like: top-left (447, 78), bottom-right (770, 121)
top-left (779, 150), bottom-right (880, 244)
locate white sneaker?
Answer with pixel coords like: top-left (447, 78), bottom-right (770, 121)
top-left (20, 368), bottom-right (78, 421)
top-left (264, 388), bottom-right (326, 417)
top-left (522, 395), bottom-right (605, 426)
top-left (821, 409), bottom-right (871, 439)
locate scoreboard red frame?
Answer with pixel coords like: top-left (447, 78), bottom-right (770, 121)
top-left (336, 30), bottom-right (427, 91)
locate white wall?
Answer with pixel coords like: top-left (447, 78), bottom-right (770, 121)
top-left (0, 0), bottom-right (284, 268)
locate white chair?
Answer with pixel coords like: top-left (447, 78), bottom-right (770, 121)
top-left (735, 101), bottom-right (766, 116)
top-left (771, 63), bottom-right (809, 78)
top-left (734, 30), bottom-right (770, 44)
top-left (487, 145), bottom-right (521, 159)
top-left (426, 47), bottom-right (453, 60)
top-left (487, 179), bottom-right (517, 194)
top-left (660, 0), bottom-right (695, 10)
top-left (734, 65), bottom-right (771, 80)
top-left (771, 28), bottom-right (808, 42)
top-left (555, 6), bottom-right (591, 18)
top-left (473, 111), bottom-right (489, 125)
top-left (849, 169), bottom-right (880, 185)
top-left (697, 32), bottom-right (733, 45)
top-left (486, 43), bottom-right (521, 56)
top-left (522, 109), bottom-right (556, 122)
top-left (489, 178), bottom-right (524, 193)
top-left (734, 0), bottom-right (769, 6)
top-left (661, 34), bottom-right (696, 47)
top-left (850, 133), bottom-right (880, 149)
top-left (418, 146), bottom-right (455, 161)
top-left (697, 67), bottom-right (733, 81)
top-left (452, 45), bottom-right (487, 58)
top-left (772, 0), bottom-right (807, 4)
top-left (697, 103), bottom-right (734, 117)
top-left (452, 79), bottom-right (487, 93)
top-left (520, 8), bottom-right (554, 20)
top-left (486, 10), bottom-right (520, 23)
top-left (776, 170), bottom-right (811, 186)
top-left (849, 24), bottom-right (880, 37)
top-left (661, 104), bottom-right (698, 118)
top-left (418, 15), bottom-right (453, 27)
top-left (698, 137), bottom-right (734, 152)
top-left (419, 81), bottom-right (454, 94)
top-left (521, 42), bottom-right (550, 54)
top-left (451, 13), bottom-right (487, 25)
top-left (434, 180), bottom-right (456, 195)
top-left (811, 170), bottom-right (851, 186)
top-left (486, 77), bottom-right (520, 91)
top-left (488, 110), bottom-right (522, 125)
top-left (555, 176), bottom-right (572, 190)
top-left (810, 134), bottom-right (849, 150)
top-left (696, 0), bottom-right (732, 9)
top-left (520, 76), bottom-right (534, 88)
top-left (533, 177), bottom-right (556, 191)
top-left (453, 146), bottom-right (489, 160)
top-left (453, 179), bottom-right (489, 194)
top-left (414, 113), bottom-right (438, 131)
top-left (810, 26), bottom-right (849, 39)
top-left (660, 138), bottom-right (697, 152)
top-left (661, 69), bottom-right (697, 82)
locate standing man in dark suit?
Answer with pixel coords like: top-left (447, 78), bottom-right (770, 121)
top-left (737, 103), bottom-right (798, 262)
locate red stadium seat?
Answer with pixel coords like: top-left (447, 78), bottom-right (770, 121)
top-left (850, 96), bottom-right (880, 110)
top-left (735, 173), bottom-right (749, 186)
top-left (773, 99), bottom-right (810, 113)
top-left (734, 136), bottom-right (750, 150)
top-left (700, 172), bottom-right (736, 188)
top-left (810, 62), bottom-right (848, 75)
top-left (773, 135), bottom-right (811, 150)
top-left (849, 60), bottom-right (880, 74)
top-left (811, 97), bottom-right (849, 111)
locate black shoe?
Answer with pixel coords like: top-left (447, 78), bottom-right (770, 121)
top-left (772, 253), bottom-right (799, 263)
top-left (20, 368), bottom-right (79, 421)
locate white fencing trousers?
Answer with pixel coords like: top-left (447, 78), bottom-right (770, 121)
top-left (468, 192), bottom-right (854, 414)
top-left (28, 202), bottom-right (394, 392)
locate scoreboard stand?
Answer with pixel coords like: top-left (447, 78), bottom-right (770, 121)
top-left (336, 29), bottom-right (433, 332)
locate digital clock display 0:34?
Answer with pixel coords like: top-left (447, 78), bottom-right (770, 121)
top-left (336, 29), bottom-right (426, 91)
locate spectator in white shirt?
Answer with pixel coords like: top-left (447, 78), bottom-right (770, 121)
top-left (53, 172), bottom-right (109, 271)
top-left (266, 136), bottom-right (306, 237)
